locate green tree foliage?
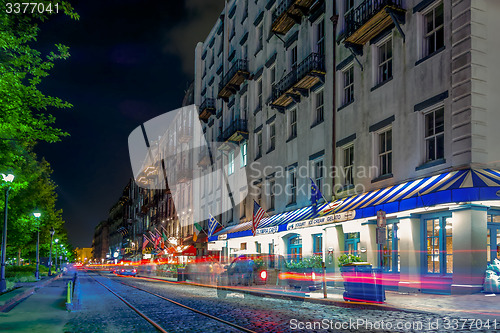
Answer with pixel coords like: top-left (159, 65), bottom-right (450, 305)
top-left (0, 1), bottom-right (78, 262)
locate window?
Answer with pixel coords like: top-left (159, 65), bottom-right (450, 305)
top-left (289, 45), bottom-right (297, 70)
top-left (256, 242), bottom-right (262, 254)
top-left (228, 150), bottom-right (235, 175)
top-left (487, 214), bottom-right (500, 262)
top-left (425, 216), bottom-right (452, 274)
top-left (345, 232), bottom-right (360, 256)
top-left (257, 184), bottom-right (262, 206)
top-left (257, 79), bottom-right (263, 110)
top-left (257, 23), bottom-right (263, 52)
top-left (343, 145), bottom-right (354, 186)
top-left (345, 0), bottom-right (354, 15)
top-left (269, 66), bottom-right (276, 98)
top-left (377, 38), bottom-right (392, 84)
top-left (241, 94), bottom-right (248, 119)
top-left (288, 168), bottom-right (297, 204)
top-left (423, 2), bottom-right (444, 57)
top-left (343, 66), bottom-right (354, 105)
top-left (378, 128), bottom-right (392, 176)
top-left (240, 242), bottom-right (247, 250)
top-left (315, 20), bottom-right (325, 56)
top-left (241, 142), bottom-right (247, 167)
top-left (288, 108), bottom-right (297, 140)
top-left (256, 131), bottom-right (262, 158)
top-left (269, 179), bottom-right (275, 210)
top-left (313, 234), bottom-right (323, 255)
top-left (241, 195), bottom-right (246, 218)
top-left (424, 107), bottom-right (444, 162)
top-left (268, 122), bottom-right (276, 151)
top-left (314, 90), bottom-right (324, 125)
top-left (313, 159), bottom-right (324, 195)
top-left (288, 235), bottom-right (302, 262)
top-left (382, 223), bottom-right (400, 272)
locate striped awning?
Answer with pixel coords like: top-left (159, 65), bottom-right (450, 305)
top-left (209, 169), bottom-right (500, 241)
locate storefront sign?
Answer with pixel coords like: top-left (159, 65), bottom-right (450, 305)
top-left (286, 210), bottom-right (356, 231)
top-left (256, 225), bottom-right (279, 235)
top-left (218, 234), bottom-right (227, 240)
top-left (377, 210), bottom-right (386, 227)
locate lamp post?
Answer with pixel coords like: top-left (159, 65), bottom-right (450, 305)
top-left (0, 173), bottom-right (14, 292)
top-left (48, 227), bottom-right (55, 276)
top-left (33, 212), bottom-right (41, 280)
top-left (54, 239), bottom-right (59, 272)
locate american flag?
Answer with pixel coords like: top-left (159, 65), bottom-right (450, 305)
top-left (252, 201), bottom-right (266, 236)
top-left (142, 234), bottom-right (149, 250)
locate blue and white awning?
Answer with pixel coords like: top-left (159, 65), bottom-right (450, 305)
top-left (209, 169), bottom-right (500, 241)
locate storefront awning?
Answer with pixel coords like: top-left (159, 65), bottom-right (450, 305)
top-left (209, 169), bottom-right (500, 241)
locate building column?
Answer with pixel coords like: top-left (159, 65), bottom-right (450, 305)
top-left (398, 217), bottom-right (422, 293)
top-left (451, 205), bottom-right (487, 294)
top-left (360, 222), bottom-right (377, 265)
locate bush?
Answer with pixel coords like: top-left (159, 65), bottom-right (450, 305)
top-left (337, 254), bottom-right (363, 267)
top-left (286, 255), bottom-right (323, 270)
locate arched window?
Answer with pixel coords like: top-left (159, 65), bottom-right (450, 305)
top-left (288, 235), bottom-right (302, 262)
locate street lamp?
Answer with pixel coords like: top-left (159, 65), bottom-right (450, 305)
top-left (33, 212), bottom-right (41, 280)
top-left (49, 227), bottom-right (55, 276)
top-left (54, 239), bottom-right (59, 272)
top-left (0, 173), bottom-right (15, 292)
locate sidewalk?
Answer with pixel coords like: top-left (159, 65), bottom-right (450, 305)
top-left (0, 273), bottom-right (74, 332)
top-left (134, 273), bottom-right (500, 321)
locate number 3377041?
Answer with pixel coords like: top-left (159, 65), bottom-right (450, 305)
top-left (5, 2), bottom-right (59, 14)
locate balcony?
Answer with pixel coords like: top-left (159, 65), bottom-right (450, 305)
top-left (271, 0), bottom-right (317, 35)
top-left (218, 59), bottom-right (250, 101)
top-left (218, 119), bottom-right (248, 150)
top-left (176, 168), bottom-right (193, 183)
top-left (198, 149), bottom-right (212, 167)
top-left (177, 127), bottom-right (192, 143)
top-left (271, 52), bottom-right (325, 109)
top-left (343, 0), bottom-right (405, 46)
top-left (199, 98), bottom-right (216, 122)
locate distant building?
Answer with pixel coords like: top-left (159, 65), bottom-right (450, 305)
top-left (75, 247), bottom-right (93, 264)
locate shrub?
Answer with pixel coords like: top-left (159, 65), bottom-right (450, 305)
top-left (286, 255), bottom-right (323, 269)
top-left (337, 254), bottom-right (363, 267)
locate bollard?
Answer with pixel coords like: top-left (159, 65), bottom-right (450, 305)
top-left (66, 281), bottom-right (72, 312)
top-left (322, 261), bottom-right (327, 299)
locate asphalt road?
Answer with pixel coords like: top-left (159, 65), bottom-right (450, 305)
top-left (63, 271), bottom-right (500, 333)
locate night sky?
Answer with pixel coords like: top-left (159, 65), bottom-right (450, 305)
top-left (36, 0), bottom-right (225, 247)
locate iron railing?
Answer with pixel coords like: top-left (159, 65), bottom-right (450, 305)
top-left (200, 98), bottom-right (216, 112)
top-left (272, 0), bottom-right (294, 22)
top-left (220, 119), bottom-right (248, 142)
top-left (218, 59), bottom-right (248, 93)
top-left (271, 52), bottom-right (325, 102)
top-left (344, 0), bottom-right (403, 40)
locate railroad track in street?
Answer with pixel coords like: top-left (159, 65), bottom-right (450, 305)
top-left (87, 272), bottom-right (257, 333)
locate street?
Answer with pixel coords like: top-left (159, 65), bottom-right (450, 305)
top-left (63, 271), bottom-right (499, 333)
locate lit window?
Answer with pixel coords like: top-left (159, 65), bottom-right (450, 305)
top-left (241, 142), bottom-right (247, 167)
top-left (423, 2), bottom-right (444, 57)
top-left (426, 217), bottom-right (452, 274)
top-left (228, 150), bottom-right (235, 175)
top-left (425, 107), bottom-right (444, 162)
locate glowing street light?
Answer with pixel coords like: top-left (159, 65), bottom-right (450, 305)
top-left (0, 173), bottom-right (14, 292)
top-left (33, 212), bottom-right (41, 280)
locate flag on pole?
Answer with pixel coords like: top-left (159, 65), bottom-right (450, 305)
top-left (142, 234), bottom-right (149, 250)
top-left (310, 178), bottom-right (323, 206)
top-left (193, 222), bottom-right (203, 242)
top-left (252, 201), bottom-right (266, 236)
top-left (208, 214), bottom-right (220, 238)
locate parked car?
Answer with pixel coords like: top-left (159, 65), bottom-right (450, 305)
top-left (115, 266), bottom-right (137, 276)
top-left (280, 268), bottom-right (323, 292)
top-left (217, 255), bottom-right (268, 298)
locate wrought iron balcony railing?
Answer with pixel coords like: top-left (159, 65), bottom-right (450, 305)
top-left (220, 119), bottom-right (248, 143)
top-left (218, 59), bottom-right (249, 94)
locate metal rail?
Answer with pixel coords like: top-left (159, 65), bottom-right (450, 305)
top-left (93, 272), bottom-right (257, 333)
top-left (89, 274), bottom-right (169, 333)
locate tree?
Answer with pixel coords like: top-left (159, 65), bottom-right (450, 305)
top-left (0, 1), bottom-right (78, 263)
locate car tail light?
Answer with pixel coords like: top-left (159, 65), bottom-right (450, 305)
top-left (260, 270), bottom-right (267, 280)
top-left (121, 269), bottom-right (124, 272)
top-left (133, 269), bottom-right (137, 273)
top-left (312, 272), bottom-right (316, 280)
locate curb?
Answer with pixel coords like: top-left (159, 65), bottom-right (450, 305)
top-left (0, 273), bottom-right (63, 312)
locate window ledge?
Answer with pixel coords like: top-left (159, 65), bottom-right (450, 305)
top-left (371, 76), bottom-right (393, 92)
top-left (415, 158), bottom-right (446, 171)
top-left (254, 154), bottom-right (262, 161)
top-left (286, 202), bottom-right (297, 208)
top-left (286, 135), bottom-right (297, 143)
top-left (254, 46), bottom-right (263, 57)
top-left (415, 46), bottom-right (445, 67)
top-left (336, 184), bottom-right (355, 194)
top-left (310, 119), bottom-right (324, 129)
top-left (254, 107), bottom-right (262, 115)
top-left (371, 173), bottom-right (393, 183)
top-left (267, 147), bottom-right (275, 154)
top-left (337, 100), bottom-right (354, 112)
